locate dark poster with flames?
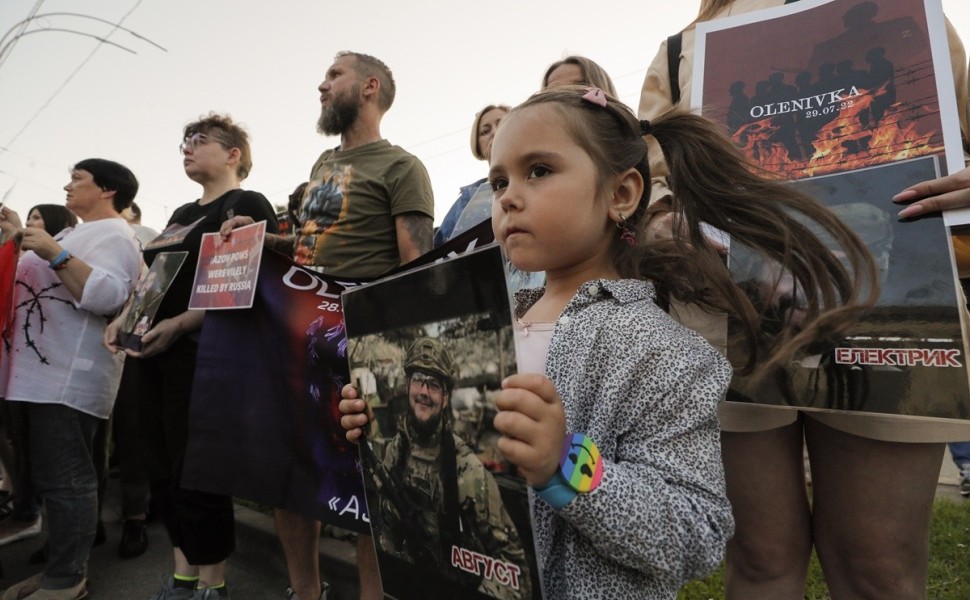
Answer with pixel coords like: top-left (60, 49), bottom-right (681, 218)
top-left (695, 0), bottom-right (961, 179)
top-left (693, 0), bottom-right (970, 421)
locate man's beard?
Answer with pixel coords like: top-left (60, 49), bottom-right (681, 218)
top-left (317, 87), bottom-right (360, 136)
top-left (407, 404), bottom-right (444, 440)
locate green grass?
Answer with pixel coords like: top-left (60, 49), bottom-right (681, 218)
top-left (679, 498), bottom-right (970, 600)
top-left (926, 500), bottom-right (970, 599)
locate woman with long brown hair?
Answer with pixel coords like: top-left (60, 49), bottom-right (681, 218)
top-left (639, 1), bottom-right (970, 598)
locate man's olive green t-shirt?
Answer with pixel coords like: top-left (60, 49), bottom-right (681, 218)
top-left (295, 139), bottom-right (434, 278)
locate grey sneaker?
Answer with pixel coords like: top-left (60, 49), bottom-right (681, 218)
top-left (193, 587), bottom-right (229, 600)
top-left (283, 581), bottom-right (329, 600)
top-left (0, 514), bottom-right (42, 546)
top-left (149, 576), bottom-right (196, 600)
top-left (959, 463), bottom-right (970, 497)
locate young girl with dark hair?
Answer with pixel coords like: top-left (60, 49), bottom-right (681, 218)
top-left (342, 86), bottom-right (877, 598)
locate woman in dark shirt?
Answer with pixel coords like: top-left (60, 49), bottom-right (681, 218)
top-left (106, 113), bottom-right (277, 600)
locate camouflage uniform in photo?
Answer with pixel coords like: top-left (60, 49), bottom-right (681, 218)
top-left (369, 337), bottom-right (531, 599)
top-left (376, 430), bottom-right (530, 599)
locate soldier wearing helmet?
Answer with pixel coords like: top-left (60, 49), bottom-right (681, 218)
top-left (369, 337), bottom-right (531, 599)
top-left (403, 337), bottom-right (455, 437)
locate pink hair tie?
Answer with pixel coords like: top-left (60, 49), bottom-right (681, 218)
top-left (582, 87), bottom-right (607, 107)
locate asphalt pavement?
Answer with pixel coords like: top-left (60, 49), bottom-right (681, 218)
top-left (0, 475), bottom-right (361, 600)
top-left (0, 450), bottom-right (965, 600)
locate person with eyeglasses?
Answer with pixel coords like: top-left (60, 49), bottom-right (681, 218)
top-left (104, 113), bottom-right (278, 600)
top-left (358, 337), bottom-right (529, 599)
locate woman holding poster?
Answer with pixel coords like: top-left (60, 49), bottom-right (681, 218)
top-left (104, 113), bottom-right (277, 600)
top-left (0, 159), bottom-right (141, 600)
top-left (639, 1), bottom-right (970, 598)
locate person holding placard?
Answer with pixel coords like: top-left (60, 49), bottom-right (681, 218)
top-left (639, 1), bottom-right (970, 598)
top-left (0, 159), bottom-right (141, 600)
top-left (105, 113), bottom-right (277, 600)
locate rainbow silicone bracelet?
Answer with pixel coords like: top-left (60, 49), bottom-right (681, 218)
top-left (559, 433), bottom-right (604, 493)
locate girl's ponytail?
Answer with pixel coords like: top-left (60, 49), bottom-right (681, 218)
top-left (512, 87), bottom-right (878, 376)
top-left (648, 111), bottom-right (879, 375)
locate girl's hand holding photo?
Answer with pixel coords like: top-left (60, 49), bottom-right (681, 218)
top-left (339, 383), bottom-right (371, 444)
top-left (493, 373), bottom-right (567, 488)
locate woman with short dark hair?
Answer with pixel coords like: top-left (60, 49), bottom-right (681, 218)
top-left (0, 158), bottom-right (141, 600)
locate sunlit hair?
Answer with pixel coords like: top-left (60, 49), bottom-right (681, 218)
top-left (542, 55), bottom-right (618, 97)
top-left (470, 104), bottom-right (511, 160)
top-left (73, 158), bottom-right (139, 212)
top-left (693, 0), bottom-right (736, 26)
top-left (29, 204), bottom-right (77, 237)
top-left (511, 87), bottom-right (879, 376)
top-left (336, 51), bottom-right (396, 112)
top-left (183, 113), bottom-right (253, 181)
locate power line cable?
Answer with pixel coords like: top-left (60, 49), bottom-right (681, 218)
top-left (0, 0), bottom-right (148, 158)
top-left (0, 167), bottom-right (62, 195)
top-left (2, 28), bottom-right (138, 56)
top-left (4, 12), bottom-right (168, 52)
top-left (0, 0), bottom-right (45, 70)
top-left (0, 12), bottom-right (166, 60)
top-left (0, 144), bottom-right (66, 172)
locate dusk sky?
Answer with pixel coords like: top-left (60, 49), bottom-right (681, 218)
top-left (1, 0), bottom-right (967, 230)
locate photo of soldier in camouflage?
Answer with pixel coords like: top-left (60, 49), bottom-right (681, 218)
top-left (357, 335), bottom-right (533, 600)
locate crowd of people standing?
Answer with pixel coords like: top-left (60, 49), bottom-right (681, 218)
top-left (0, 1), bottom-right (970, 599)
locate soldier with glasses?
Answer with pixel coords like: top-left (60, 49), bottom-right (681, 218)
top-left (364, 337), bottom-right (531, 600)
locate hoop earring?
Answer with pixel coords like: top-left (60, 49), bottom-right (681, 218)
top-left (616, 212), bottom-right (636, 246)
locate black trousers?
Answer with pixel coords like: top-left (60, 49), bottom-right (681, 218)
top-left (137, 336), bottom-right (235, 565)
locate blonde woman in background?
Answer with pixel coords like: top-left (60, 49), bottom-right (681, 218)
top-left (433, 104), bottom-right (510, 246)
top-left (542, 55), bottom-right (618, 96)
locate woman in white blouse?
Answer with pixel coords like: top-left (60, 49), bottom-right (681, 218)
top-left (0, 158), bottom-right (141, 600)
